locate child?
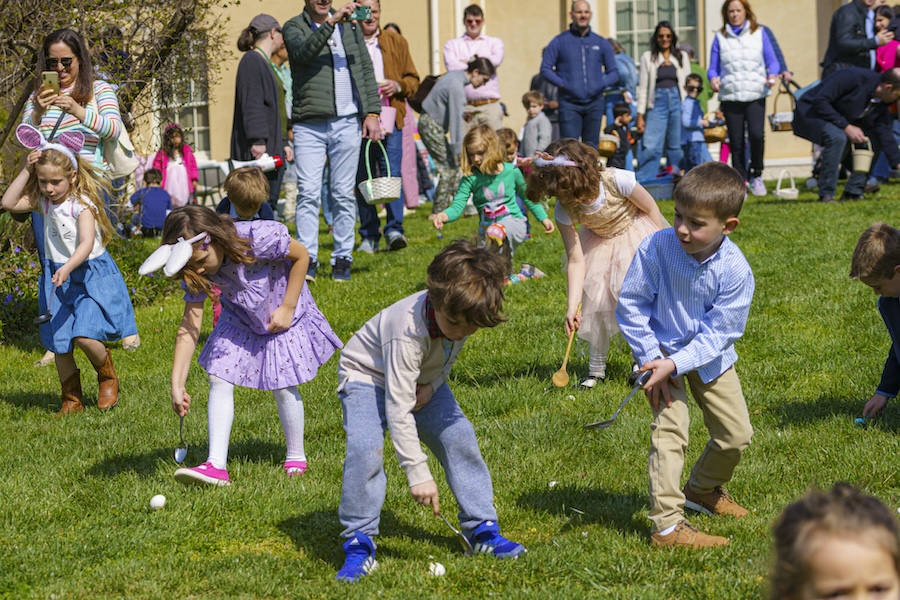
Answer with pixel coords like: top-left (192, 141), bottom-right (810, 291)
top-left (215, 166), bottom-right (276, 221)
top-left (771, 483), bottom-right (900, 599)
top-left (432, 125), bottom-right (554, 260)
top-left (130, 168), bottom-right (172, 237)
top-left (850, 223), bottom-right (900, 419)
top-left (603, 102), bottom-right (634, 170)
top-left (527, 138), bottom-right (665, 386)
top-left (2, 125), bottom-right (137, 416)
top-left (496, 127), bottom-right (533, 241)
top-left (335, 240), bottom-right (525, 582)
top-left (680, 74), bottom-right (713, 173)
top-left (139, 205), bottom-right (341, 485)
top-left (520, 90), bottom-right (552, 159)
top-left (615, 162), bottom-right (754, 548)
top-left (152, 123), bottom-right (199, 208)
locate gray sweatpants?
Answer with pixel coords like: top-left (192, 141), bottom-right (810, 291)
top-left (338, 381), bottom-right (498, 539)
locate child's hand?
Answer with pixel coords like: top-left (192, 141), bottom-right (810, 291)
top-left (267, 305), bottom-right (294, 333)
top-left (413, 383), bottom-right (435, 412)
top-left (565, 310), bottom-right (581, 336)
top-left (411, 480), bottom-right (440, 515)
top-left (640, 358), bottom-right (680, 412)
top-left (863, 393), bottom-right (889, 418)
top-left (541, 218), bottom-right (555, 234)
top-left (432, 212), bottom-right (449, 230)
top-left (51, 266), bottom-right (71, 286)
top-left (171, 387), bottom-right (191, 417)
top-left (25, 149), bottom-right (42, 172)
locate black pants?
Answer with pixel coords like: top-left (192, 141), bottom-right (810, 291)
top-left (721, 98), bottom-right (766, 180)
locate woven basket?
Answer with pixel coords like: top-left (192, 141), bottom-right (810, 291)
top-left (598, 134), bottom-right (619, 158)
top-left (357, 140), bottom-right (402, 205)
top-left (704, 112), bottom-right (727, 143)
top-left (768, 86), bottom-right (795, 132)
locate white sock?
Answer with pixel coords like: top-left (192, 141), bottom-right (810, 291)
top-left (659, 524), bottom-right (678, 536)
top-left (588, 348), bottom-right (607, 378)
top-left (207, 375), bottom-right (235, 470)
top-left (274, 386), bottom-right (306, 462)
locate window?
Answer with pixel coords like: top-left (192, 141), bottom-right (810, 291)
top-left (614, 0), bottom-right (699, 62)
top-left (156, 79), bottom-right (210, 159)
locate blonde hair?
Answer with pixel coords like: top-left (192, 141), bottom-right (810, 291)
top-left (160, 205), bottom-right (255, 295)
top-left (850, 222), bottom-right (900, 280)
top-left (771, 483), bottom-right (900, 599)
top-left (496, 128), bottom-right (518, 158)
top-left (672, 161), bottom-right (746, 221)
top-left (525, 138), bottom-right (602, 210)
top-left (426, 239), bottom-right (509, 328)
top-left (24, 149), bottom-right (116, 246)
top-left (223, 167), bottom-right (269, 215)
top-left (460, 125), bottom-right (504, 176)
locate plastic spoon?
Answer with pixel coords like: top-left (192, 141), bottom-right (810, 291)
top-left (583, 370), bottom-right (653, 430)
top-left (174, 415), bottom-right (187, 463)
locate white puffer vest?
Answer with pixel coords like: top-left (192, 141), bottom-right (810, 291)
top-left (716, 25), bottom-right (768, 102)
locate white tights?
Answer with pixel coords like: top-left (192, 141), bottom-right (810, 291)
top-left (206, 375), bottom-right (306, 469)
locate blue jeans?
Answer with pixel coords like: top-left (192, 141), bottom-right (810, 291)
top-left (337, 381), bottom-right (498, 539)
top-left (293, 117), bottom-right (360, 265)
top-left (356, 130), bottom-right (404, 242)
top-left (681, 141), bottom-right (712, 173)
top-left (636, 87), bottom-right (683, 182)
top-left (558, 96), bottom-right (604, 148)
top-left (818, 122), bottom-right (876, 197)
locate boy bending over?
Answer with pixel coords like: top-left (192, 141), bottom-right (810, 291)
top-left (616, 161), bottom-right (755, 548)
top-left (335, 240), bottom-right (526, 582)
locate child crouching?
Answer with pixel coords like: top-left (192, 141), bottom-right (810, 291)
top-left (335, 240), bottom-right (525, 582)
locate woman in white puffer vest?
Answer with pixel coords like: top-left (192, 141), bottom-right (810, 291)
top-left (708, 0), bottom-right (781, 197)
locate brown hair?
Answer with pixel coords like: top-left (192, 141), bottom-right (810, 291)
top-left (770, 483), bottom-right (900, 600)
top-left (426, 239), bottom-right (509, 328)
top-left (143, 168), bottom-right (163, 186)
top-left (223, 167), bottom-right (269, 216)
top-left (24, 149), bottom-right (116, 245)
top-left (160, 205), bottom-right (255, 294)
top-left (720, 0), bottom-right (758, 34)
top-left (525, 138), bottom-right (602, 209)
top-left (496, 128), bottom-right (518, 158)
top-left (850, 223), bottom-right (900, 280)
top-left (672, 161), bottom-right (746, 221)
top-left (522, 90), bottom-right (544, 109)
top-left (34, 29), bottom-right (94, 105)
top-left (467, 56), bottom-right (496, 78)
top-left (460, 125), bottom-right (505, 176)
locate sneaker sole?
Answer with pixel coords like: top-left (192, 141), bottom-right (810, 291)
top-left (683, 499), bottom-right (714, 516)
top-left (174, 469), bottom-right (230, 487)
top-left (336, 558), bottom-right (378, 582)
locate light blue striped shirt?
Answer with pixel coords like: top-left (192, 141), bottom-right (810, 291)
top-left (328, 26), bottom-right (358, 117)
top-left (616, 228), bottom-right (755, 384)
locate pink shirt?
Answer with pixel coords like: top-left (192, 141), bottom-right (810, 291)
top-left (364, 32), bottom-right (386, 85)
top-left (443, 33), bottom-right (503, 102)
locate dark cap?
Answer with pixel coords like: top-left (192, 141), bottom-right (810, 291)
top-left (249, 14), bottom-right (281, 34)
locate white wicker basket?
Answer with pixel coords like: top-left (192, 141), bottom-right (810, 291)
top-left (357, 140), bottom-right (402, 205)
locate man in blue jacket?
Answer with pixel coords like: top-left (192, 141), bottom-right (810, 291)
top-left (540, 0), bottom-right (618, 148)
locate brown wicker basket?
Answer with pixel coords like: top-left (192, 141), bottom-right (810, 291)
top-left (598, 134), bottom-right (619, 158)
top-left (704, 112), bottom-right (727, 143)
top-left (768, 87), bottom-right (795, 132)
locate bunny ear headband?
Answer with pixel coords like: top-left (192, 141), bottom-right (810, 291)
top-left (16, 124), bottom-right (84, 171)
top-left (139, 232), bottom-right (210, 277)
top-left (533, 152), bottom-right (579, 168)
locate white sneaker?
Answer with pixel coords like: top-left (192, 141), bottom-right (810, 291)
top-left (749, 177), bottom-right (766, 197)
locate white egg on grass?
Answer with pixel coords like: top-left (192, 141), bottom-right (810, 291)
top-left (429, 562), bottom-right (446, 576)
top-left (150, 494), bottom-right (166, 510)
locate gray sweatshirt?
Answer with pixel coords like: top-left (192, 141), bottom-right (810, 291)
top-left (520, 112), bottom-right (552, 158)
top-left (421, 70), bottom-right (470, 160)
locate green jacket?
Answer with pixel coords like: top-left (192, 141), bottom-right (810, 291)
top-left (283, 10), bottom-right (381, 122)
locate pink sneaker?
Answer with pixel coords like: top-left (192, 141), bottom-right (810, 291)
top-left (174, 462), bottom-right (230, 486)
top-left (284, 460), bottom-right (308, 477)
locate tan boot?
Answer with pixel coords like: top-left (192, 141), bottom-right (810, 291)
top-left (94, 348), bottom-right (119, 410)
top-left (56, 370), bottom-right (84, 417)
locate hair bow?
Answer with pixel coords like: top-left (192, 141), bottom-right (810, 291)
top-left (15, 123), bottom-right (84, 171)
top-left (533, 152), bottom-right (579, 168)
top-left (139, 232), bottom-right (209, 277)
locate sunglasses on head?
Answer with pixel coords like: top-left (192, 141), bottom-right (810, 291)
top-left (46, 57), bottom-right (75, 69)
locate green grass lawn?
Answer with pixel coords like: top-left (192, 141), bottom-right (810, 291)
top-left (3, 186), bottom-right (900, 599)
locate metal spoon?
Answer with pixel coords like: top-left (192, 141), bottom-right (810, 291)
top-left (34, 285), bottom-right (56, 325)
top-left (174, 415), bottom-right (187, 463)
top-left (584, 370), bottom-right (652, 430)
top-left (437, 512), bottom-right (473, 555)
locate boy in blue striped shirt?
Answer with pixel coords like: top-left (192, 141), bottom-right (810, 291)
top-left (616, 162), bottom-right (755, 549)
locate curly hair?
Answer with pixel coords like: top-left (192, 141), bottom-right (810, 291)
top-left (525, 138), bottom-right (602, 211)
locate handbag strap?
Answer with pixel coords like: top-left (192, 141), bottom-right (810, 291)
top-left (363, 139), bottom-right (391, 180)
top-left (48, 111), bottom-right (66, 141)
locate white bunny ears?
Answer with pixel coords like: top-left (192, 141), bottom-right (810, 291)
top-left (139, 232), bottom-right (209, 277)
top-left (16, 123), bottom-right (84, 171)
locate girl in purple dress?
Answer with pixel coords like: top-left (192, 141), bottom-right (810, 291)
top-left (140, 205), bottom-right (342, 486)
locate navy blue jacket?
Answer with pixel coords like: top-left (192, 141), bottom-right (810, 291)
top-left (540, 24), bottom-right (618, 104)
top-left (793, 67), bottom-right (900, 168)
top-left (821, 0), bottom-right (876, 77)
top-left (877, 296), bottom-right (900, 398)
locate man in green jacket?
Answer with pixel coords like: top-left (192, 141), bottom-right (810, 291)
top-left (284, 0), bottom-right (382, 282)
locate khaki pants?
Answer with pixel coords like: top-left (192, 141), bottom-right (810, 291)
top-left (463, 101), bottom-right (504, 131)
top-left (648, 366), bottom-right (752, 532)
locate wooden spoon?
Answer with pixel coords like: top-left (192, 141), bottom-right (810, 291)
top-left (552, 304), bottom-right (581, 388)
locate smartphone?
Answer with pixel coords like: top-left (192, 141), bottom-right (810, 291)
top-left (350, 5), bottom-right (372, 21)
top-left (41, 71), bottom-right (59, 95)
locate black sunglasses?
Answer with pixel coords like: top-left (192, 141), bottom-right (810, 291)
top-left (685, 85), bottom-right (703, 92)
top-left (46, 57), bottom-right (75, 69)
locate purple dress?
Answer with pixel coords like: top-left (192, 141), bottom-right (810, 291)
top-left (184, 220), bottom-right (342, 390)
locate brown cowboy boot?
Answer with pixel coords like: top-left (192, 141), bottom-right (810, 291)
top-left (56, 370), bottom-right (84, 417)
top-left (94, 348), bottom-right (119, 410)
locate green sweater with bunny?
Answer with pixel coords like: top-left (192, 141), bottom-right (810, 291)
top-left (445, 163), bottom-right (549, 223)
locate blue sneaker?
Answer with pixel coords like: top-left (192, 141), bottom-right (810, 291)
top-left (468, 520), bottom-right (527, 558)
top-left (332, 256), bottom-right (352, 282)
top-left (336, 531), bottom-right (377, 583)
